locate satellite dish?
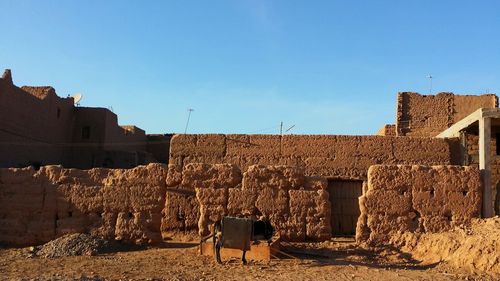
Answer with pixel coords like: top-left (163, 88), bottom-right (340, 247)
top-left (72, 93), bottom-right (82, 106)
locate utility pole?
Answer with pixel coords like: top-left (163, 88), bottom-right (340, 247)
top-left (184, 108), bottom-right (194, 134)
top-left (280, 121), bottom-right (283, 135)
top-left (428, 75), bottom-right (433, 94)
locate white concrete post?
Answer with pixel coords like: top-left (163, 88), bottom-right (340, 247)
top-left (479, 117), bottom-right (493, 218)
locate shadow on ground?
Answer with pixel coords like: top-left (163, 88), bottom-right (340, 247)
top-left (278, 241), bottom-right (439, 271)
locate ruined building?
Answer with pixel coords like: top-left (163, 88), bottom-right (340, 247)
top-left (0, 69), bottom-right (171, 169)
top-left (0, 69), bottom-right (498, 248)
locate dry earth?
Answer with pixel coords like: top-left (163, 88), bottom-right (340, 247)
top-left (1, 238), bottom-right (498, 281)
top-left (391, 217), bottom-right (500, 274)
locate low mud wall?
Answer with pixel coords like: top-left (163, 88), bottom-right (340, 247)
top-left (2, 161), bottom-right (482, 247)
top-left (162, 163), bottom-right (331, 241)
top-left (169, 134), bottom-right (460, 180)
top-left (0, 164), bottom-right (167, 246)
top-left (356, 165), bottom-right (481, 245)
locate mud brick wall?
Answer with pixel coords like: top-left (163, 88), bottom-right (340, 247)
top-left (453, 95), bottom-right (499, 122)
top-left (376, 124), bottom-right (396, 136)
top-left (464, 132), bottom-right (500, 215)
top-left (396, 92), bottom-right (497, 137)
top-left (169, 134), bottom-right (460, 181)
top-left (165, 134), bottom-right (459, 237)
top-left (0, 164), bottom-right (167, 246)
top-left (160, 163), bottom-right (241, 237)
top-left (356, 165), bottom-right (481, 245)
top-left (243, 165), bottom-right (331, 241)
top-left (165, 163), bottom-right (331, 241)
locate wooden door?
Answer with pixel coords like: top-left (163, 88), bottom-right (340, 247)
top-left (328, 180), bottom-right (363, 236)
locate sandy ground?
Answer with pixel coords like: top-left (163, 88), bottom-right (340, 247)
top-left (0, 239), bottom-right (497, 281)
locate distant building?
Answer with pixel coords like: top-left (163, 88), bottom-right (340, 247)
top-left (0, 69), bottom-right (171, 169)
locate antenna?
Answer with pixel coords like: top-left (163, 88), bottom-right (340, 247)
top-left (184, 108), bottom-right (194, 134)
top-left (427, 75), bottom-right (433, 94)
top-left (72, 93), bottom-right (83, 106)
top-left (280, 121), bottom-right (283, 135)
top-left (285, 124), bottom-right (295, 133)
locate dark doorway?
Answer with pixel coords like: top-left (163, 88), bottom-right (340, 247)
top-left (328, 180), bottom-right (363, 236)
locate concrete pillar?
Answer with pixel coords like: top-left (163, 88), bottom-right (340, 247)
top-left (479, 117), bottom-right (493, 218)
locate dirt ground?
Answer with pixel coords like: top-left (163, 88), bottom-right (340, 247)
top-left (1, 238), bottom-right (498, 281)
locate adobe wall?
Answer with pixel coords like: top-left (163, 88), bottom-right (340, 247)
top-left (169, 134), bottom-right (460, 180)
top-left (69, 108), bottom-right (152, 169)
top-left (463, 132), bottom-right (500, 215)
top-left (0, 164), bottom-right (167, 246)
top-left (356, 165), bottom-right (481, 245)
top-left (376, 124), bottom-right (396, 136)
top-left (396, 92), bottom-right (498, 137)
top-left (0, 69), bottom-right (162, 169)
top-left (163, 163), bottom-right (331, 241)
top-left (0, 162), bottom-right (482, 246)
top-left (0, 70), bottom-right (74, 168)
top-left (163, 134), bottom-right (458, 238)
top-left (67, 107), bottom-right (108, 168)
top-left (453, 95), bottom-right (499, 123)
top-left (147, 134), bottom-right (173, 164)
top-left (0, 162), bottom-right (330, 246)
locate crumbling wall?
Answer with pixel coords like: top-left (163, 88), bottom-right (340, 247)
top-left (396, 92), bottom-right (497, 137)
top-left (160, 163), bottom-right (241, 238)
top-left (241, 165), bottom-right (331, 241)
top-left (0, 164), bottom-right (167, 246)
top-left (356, 165), bottom-right (481, 245)
top-left (163, 163), bottom-right (331, 241)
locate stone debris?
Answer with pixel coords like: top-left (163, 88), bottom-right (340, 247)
top-left (33, 233), bottom-right (112, 258)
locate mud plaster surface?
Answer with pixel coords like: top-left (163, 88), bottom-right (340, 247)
top-left (356, 165), bottom-right (481, 245)
top-left (0, 164), bottom-right (167, 246)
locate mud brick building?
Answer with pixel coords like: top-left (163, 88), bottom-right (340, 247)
top-left (0, 69), bottom-right (172, 169)
top-left (0, 69), bottom-right (498, 247)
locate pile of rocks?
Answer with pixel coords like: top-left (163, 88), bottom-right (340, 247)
top-left (33, 233), bottom-right (112, 258)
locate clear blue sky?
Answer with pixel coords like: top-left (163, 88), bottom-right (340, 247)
top-left (1, 1), bottom-right (499, 135)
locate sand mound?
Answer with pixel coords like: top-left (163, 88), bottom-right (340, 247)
top-left (34, 233), bottom-right (112, 258)
top-left (391, 217), bottom-right (500, 274)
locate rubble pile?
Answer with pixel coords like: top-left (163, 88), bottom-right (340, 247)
top-left (33, 233), bottom-right (111, 258)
